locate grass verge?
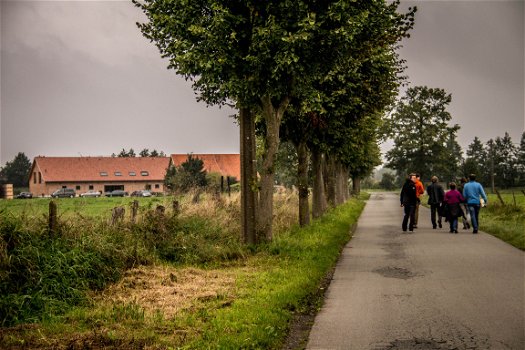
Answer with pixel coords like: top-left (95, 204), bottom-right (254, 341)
top-left (479, 192), bottom-right (524, 250)
top-left (0, 193), bottom-right (368, 349)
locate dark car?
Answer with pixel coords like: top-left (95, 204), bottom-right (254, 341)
top-left (16, 192), bottom-right (33, 199)
top-left (106, 190), bottom-right (127, 197)
top-left (51, 188), bottom-right (76, 198)
top-left (130, 190), bottom-right (152, 197)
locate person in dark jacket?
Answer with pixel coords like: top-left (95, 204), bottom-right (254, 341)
top-left (400, 173), bottom-right (418, 232)
top-left (427, 176), bottom-right (444, 229)
top-left (443, 182), bottom-right (465, 234)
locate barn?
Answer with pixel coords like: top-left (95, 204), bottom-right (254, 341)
top-left (29, 156), bottom-right (170, 197)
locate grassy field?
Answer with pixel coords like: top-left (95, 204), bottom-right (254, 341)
top-left (480, 190), bottom-right (525, 250)
top-left (0, 191), bottom-right (368, 349)
top-left (0, 195), bottom-right (175, 219)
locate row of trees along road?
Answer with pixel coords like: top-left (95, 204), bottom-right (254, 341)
top-left (134, 0), bottom-right (416, 243)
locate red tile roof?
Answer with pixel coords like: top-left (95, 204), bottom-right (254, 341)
top-left (33, 157), bottom-right (170, 182)
top-left (170, 154), bottom-right (240, 180)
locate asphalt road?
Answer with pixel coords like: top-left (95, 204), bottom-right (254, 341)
top-left (307, 192), bottom-right (524, 350)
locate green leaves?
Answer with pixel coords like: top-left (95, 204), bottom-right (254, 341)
top-left (384, 86), bottom-right (461, 181)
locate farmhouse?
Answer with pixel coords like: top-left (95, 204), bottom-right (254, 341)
top-left (29, 156), bottom-right (170, 197)
top-left (170, 154), bottom-right (241, 180)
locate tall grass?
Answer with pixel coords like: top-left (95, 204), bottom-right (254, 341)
top-left (1, 191), bottom-right (367, 349)
top-left (480, 194), bottom-right (525, 250)
top-left (0, 192), bottom-right (248, 327)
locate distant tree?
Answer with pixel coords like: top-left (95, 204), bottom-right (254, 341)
top-left (492, 132), bottom-right (517, 188)
top-left (384, 86), bottom-right (460, 182)
top-left (164, 165), bottom-right (177, 191)
top-left (166, 154), bottom-right (207, 192)
top-left (379, 172), bottom-right (397, 191)
top-left (117, 148), bottom-right (137, 157)
top-left (150, 150), bottom-right (159, 157)
top-left (463, 137), bottom-right (487, 183)
top-left (139, 148), bottom-right (150, 157)
top-left (0, 152), bottom-right (32, 187)
top-left (436, 131), bottom-right (463, 183)
top-left (516, 132), bottom-right (525, 186)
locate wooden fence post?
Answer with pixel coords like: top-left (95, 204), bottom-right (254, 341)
top-left (172, 200), bottom-right (180, 217)
top-left (131, 200), bottom-right (139, 223)
top-left (156, 205), bottom-right (165, 216)
top-left (49, 201), bottom-right (58, 236)
top-left (111, 206), bottom-right (125, 225)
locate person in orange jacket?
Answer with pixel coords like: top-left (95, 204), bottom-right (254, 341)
top-left (414, 173), bottom-right (425, 228)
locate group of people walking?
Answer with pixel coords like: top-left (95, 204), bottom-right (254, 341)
top-left (400, 173), bottom-right (488, 234)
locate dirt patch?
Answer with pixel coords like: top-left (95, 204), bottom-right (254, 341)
top-left (96, 265), bottom-right (236, 320)
top-left (373, 266), bottom-right (416, 279)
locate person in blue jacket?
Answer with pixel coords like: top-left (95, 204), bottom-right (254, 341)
top-left (462, 174), bottom-right (488, 234)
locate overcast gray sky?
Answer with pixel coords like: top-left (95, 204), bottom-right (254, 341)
top-left (1, 0), bottom-right (524, 166)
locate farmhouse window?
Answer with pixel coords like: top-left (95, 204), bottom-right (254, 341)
top-left (76, 185), bottom-right (81, 190)
top-left (100, 172), bottom-right (108, 176)
top-left (129, 172), bottom-right (136, 176)
top-left (141, 171), bottom-right (149, 176)
top-left (89, 185), bottom-right (94, 190)
top-left (155, 184), bottom-right (160, 189)
top-left (38, 172), bottom-right (42, 184)
top-left (34, 172), bottom-right (37, 184)
top-left (115, 172), bottom-right (122, 176)
top-left (145, 184), bottom-right (152, 190)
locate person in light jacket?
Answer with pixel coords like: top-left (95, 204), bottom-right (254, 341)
top-left (462, 174), bottom-right (488, 234)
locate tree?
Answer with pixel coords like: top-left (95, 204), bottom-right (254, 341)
top-left (135, 0), bottom-right (415, 242)
top-left (516, 132), bottom-right (525, 186)
top-left (139, 148), bottom-right (150, 157)
top-left (436, 131), bottom-right (462, 183)
top-left (117, 148), bottom-right (136, 157)
top-left (463, 136), bottom-right (487, 183)
top-left (165, 154), bottom-right (207, 192)
top-left (0, 152), bottom-right (32, 188)
top-left (379, 172), bottom-right (396, 190)
top-left (384, 86), bottom-right (460, 181)
top-left (492, 132), bottom-right (517, 188)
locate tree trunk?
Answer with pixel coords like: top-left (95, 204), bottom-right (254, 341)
top-left (342, 166), bottom-right (350, 202)
top-left (335, 162), bottom-right (346, 205)
top-left (258, 95), bottom-right (290, 241)
top-left (352, 175), bottom-right (361, 196)
top-left (312, 149), bottom-right (327, 219)
top-left (240, 107), bottom-right (257, 245)
top-left (296, 140), bottom-right (310, 226)
top-left (325, 155), bottom-right (336, 207)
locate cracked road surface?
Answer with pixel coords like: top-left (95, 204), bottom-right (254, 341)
top-left (307, 192), bottom-right (524, 350)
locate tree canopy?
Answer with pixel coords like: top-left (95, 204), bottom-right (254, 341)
top-left (0, 152), bottom-right (32, 188)
top-left (134, 0), bottom-right (416, 241)
top-left (383, 86), bottom-right (460, 181)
